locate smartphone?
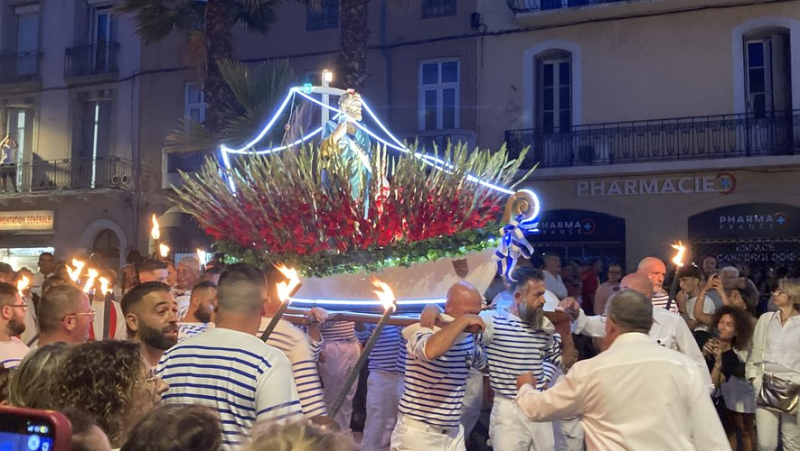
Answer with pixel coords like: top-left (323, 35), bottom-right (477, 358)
top-left (0, 406), bottom-right (72, 451)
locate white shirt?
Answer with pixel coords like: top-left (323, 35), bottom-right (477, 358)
top-left (0, 337), bottom-right (29, 369)
top-left (516, 333), bottom-right (729, 451)
top-left (175, 295), bottom-right (191, 321)
top-left (32, 272), bottom-right (51, 297)
top-left (91, 300), bottom-right (126, 340)
top-left (157, 327), bottom-right (303, 450)
top-left (746, 312), bottom-right (800, 378)
top-left (544, 271), bottom-right (568, 300)
top-left (687, 295), bottom-right (716, 332)
top-left (573, 307), bottom-right (713, 392)
top-left (258, 317), bottom-right (327, 418)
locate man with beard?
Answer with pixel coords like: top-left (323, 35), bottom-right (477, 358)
top-left (0, 282), bottom-right (29, 368)
top-left (178, 281), bottom-right (216, 341)
top-left (121, 281), bottom-right (179, 368)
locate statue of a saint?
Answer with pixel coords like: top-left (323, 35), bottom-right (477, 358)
top-left (320, 90), bottom-right (372, 201)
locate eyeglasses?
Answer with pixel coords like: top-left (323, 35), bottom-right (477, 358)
top-left (61, 308), bottom-right (96, 321)
top-left (7, 302), bottom-right (28, 312)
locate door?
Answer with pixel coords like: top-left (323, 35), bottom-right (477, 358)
top-left (91, 7), bottom-right (114, 72)
top-left (16, 12), bottom-right (38, 77)
top-left (537, 55), bottom-right (572, 166)
top-left (6, 108), bottom-right (34, 191)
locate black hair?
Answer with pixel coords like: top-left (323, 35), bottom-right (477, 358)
top-left (120, 281), bottom-right (171, 315)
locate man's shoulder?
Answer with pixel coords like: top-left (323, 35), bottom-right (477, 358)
top-left (653, 306), bottom-right (682, 322)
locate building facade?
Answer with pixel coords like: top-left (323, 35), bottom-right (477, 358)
top-left (0, 0), bottom-right (162, 269)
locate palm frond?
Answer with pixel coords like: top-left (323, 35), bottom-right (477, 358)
top-left (185, 30), bottom-right (209, 84)
top-left (164, 119), bottom-right (219, 155)
top-left (231, 0), bottom-right (279, 33)
top-left (116, 0), bottom-right (197, 43)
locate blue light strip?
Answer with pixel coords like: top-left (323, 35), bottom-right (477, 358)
top-left (290, 297), bottom-right (446, 306)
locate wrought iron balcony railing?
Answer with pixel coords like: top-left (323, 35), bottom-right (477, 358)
top-left (0, 52), bottom-right (42, 84)
top-left (0, 157), bottom-right (134, 194)
top-left (507, 0), bottom-right (628, 13)
top-left (505, 110), bottom-right (800, 169)
top-left (64, 43), bottom-right (120, 78)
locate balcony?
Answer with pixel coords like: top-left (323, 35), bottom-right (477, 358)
top-left (505, 110), bottom-right (800, 169)
top-left (0, 157), bottom-right (134, 195)
top-left (507, 0), bottom-right (627, 13)
top-left (64, 43), bottom-right (119, 79)
top-left (0, 52), bottom-right (42, 92)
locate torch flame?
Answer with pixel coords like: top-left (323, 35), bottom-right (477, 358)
top-left (159, 244), bottom-right (170, 258)
top-left (83, 268), bottom-right (99, 293)
top-left (197, 249), bottom-right (207, 267)
top-left (67, 259), bottom-right (85, 283)
top-left (151, 214), bottom-right (160, 240)
top-left (372, 279), bottom-right (396, 311)
top-left (275, 264), bottom-right (301, 303)
top-left (17, 275), bottom-right (29, 293)
top-left (99, 277), bottom-right (111, 296)
top-left (671, 241), bottom-right (687, 268)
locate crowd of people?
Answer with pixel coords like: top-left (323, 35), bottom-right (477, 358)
top-left (0, 249), bottom-right (797, 451)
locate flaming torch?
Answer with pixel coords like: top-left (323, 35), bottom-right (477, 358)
top-left (66, 259), bottom-right (85, 284)
top-left (666, 241), bottom-right (687, 312)
top-left (159, 244), bottom-right (170, 259)
top-left (329, 279), bottom-right (397, 418)
top-left (259, 265), bottom-right (302, 341)
top-left (83, 268), bottom-right (99, 294)
top-left (197, 249), bottom-right (207, 271)
top-left (16, 275), bottom-right (29, 295)
top-left (151, 214), bottom-right (160, 255)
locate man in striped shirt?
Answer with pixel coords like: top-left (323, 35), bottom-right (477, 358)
top-left (319, 320), bottom-right (361, 431)
top-left (637, 257), bottom-right (680, 314)
top-left (178, 281), bottom-right (217, 342)
top-left (157, 263), bottom-right (302, 449)
top-left (391, 281), bottom-right (485, 451)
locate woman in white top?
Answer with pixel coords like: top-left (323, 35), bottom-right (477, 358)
top-left (746, 277), bottom-right (800, 451)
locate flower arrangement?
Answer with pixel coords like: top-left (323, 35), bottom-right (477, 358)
top-left (172, 143), bottom-right (531, 277)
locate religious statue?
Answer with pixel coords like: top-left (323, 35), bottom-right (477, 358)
top-left (320, 90), bottom-right (372, 201)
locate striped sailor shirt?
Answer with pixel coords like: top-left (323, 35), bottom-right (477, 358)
top-left (480, 309), bottom-right (562, 397)
top-left (356, 325), bottom-right (402, 372)
top-left (320, 321), bottom-right (357, 341)
top-left (258, 318), bottom-right (327, 417)
top-left (178, 322), bottom-right (214, 342)
top-left (156, 327), bottom-right (303, 449)
top-left (397, 323), bottom-right (483, 429)
top-left (652, 291), bottom-right (680, 313)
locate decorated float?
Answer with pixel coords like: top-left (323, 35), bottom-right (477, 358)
top-left (171, 84), bottom-right (542, 314)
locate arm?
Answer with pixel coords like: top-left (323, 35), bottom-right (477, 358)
top-left (573, 309), bottom-right (606, 337)
top-left (709, 346), bottom-right (726, 389)
top-left (420, 315), bottom-right (484, 361)
top-left (304, 307), bottom-right (328, 344)
top-left (686, 361), bottom-right (731, 451)
top-left (516, 366), bottom-right (583, 422)
top-left (673, 317), bottom-right (714, 393)
top-left (692, 290), bottom-right (716, 328)
top-left (745, 314), bottom-right (769, 382)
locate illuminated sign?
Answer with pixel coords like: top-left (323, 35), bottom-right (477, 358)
top-left (0, 211), bottom-right (54, 231)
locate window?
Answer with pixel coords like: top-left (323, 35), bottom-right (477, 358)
top-left (536, 52), bottom-right (571, 133)
top-left (73, 90), bottom-right (112, 188)
top-left (185, 83), bottom-right (207, 125)
top-left (15, 5), bottom-right (39, 77)
top-left (5, 107), bottom-right (34, 191)
top-left (419, 59), bottom-right (459, 131)
top-left (745, 31), bottom-right (791, 118)
top-left (91, 6), bottom-right (116, 72)
top-left (306, 0), bottom-right (338, 31)
top-left (421, 0), bottom-right (456, 18)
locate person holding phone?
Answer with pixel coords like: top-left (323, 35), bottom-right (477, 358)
top-left (703, 306), bottom-right (756, 451)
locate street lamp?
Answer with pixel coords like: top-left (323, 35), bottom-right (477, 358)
top-left (321, 69), bottom-right (333, 124)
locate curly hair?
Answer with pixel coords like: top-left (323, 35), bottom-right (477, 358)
top-left (244, 420), bottom-right (355, 451)
top-left (8, 342), bottom-right (69, 409)
top-left (51, 340), bottom-right (145, 447)
top-left (0, 365), bottom-right (12, 404)
top-left (712, 305), bottom-right (755, 351)
top-left (121, 405), bottom-right (222, 451)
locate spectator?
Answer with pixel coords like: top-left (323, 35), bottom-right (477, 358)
top-left (32, 252), bottom-right (55, 296)
top-left (137, 259), bottom-right (169, 284)
top-left (41, 275), bottom-right (66, 297)
top-left (119, 265), bottom-right (138, 297)
top-left (34, 285), bottom-right (93, 348)
top-left (594, 263), bottom-right (622, 316)
top-left (707, 267), bottom-right (759, 312)
top-left (126, 249), bottom-right (142, 266)
top-left (0, 365), bottom-right (11, 404)
top-left (121, 282), bottom-right (179, 368)
top-left (542, 254), bottom-right (568, 300)
top-left (702, 254), bottom-right (718, 280)
top-left (201, 266), bottom-right (224, 285)
top-left (8, 343), bottom-right (69, 409)
top-left (61, 407), bottom-right (113, 451)
top-left (0, 263), bottom-right (14, 283)
top-left (244, 420), bottom-right (356, 451)
top-left (179, 281), bottom-right (217, 341)
top-left (53, 262), bottom-right (74, 286)
top-left (580, 259), bottom-right (602, 315)
top-left (166, 261), bottom-right (177, 288)
top-left (637, 257), bottom-right (678, 313)
top-left (678, 265), bottom-right (715, 337)
top-left (173, 257), bottom-right (202, 320)
top-left (51, 340), bottom-right (168, 447)
top-left (703, 306), bottom-right (756, 451)
top-left (746, 278), bottom-right (800, 450)
top-left (157, 263), bottom-right (302, 449)
top-left (0, 282), bottom-right (29, 369)
top-left (121, 405), bottom-right (222, 451)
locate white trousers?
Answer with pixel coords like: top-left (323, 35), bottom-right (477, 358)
top-left (361, 370), bottom-right (399, 450)
top-left (755, 407), bottom-right (800, 450)
top-left (490, 395), bottom-right (555, 451)
top-left (319, 339), bottom-right (361, 432)
top-left (461, 367), bottom-right (484, 436)
top-left (391, 414), bottom-right (465, 451)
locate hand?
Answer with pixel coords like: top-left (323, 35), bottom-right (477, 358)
top-left (306, 307), bottom-right (328, 324)
top-left (420, 304), bottom-right (442, 329)
top-left (558, 297), bottom-right (581, 321)
top-left (457, 314), bottom-right (485, 333)
top-left (704, 274), bottom-right (722, 293)
top-left (516, 371), bottom-right (537, 390)
top-left (702, 339), bottom-right (719, 359)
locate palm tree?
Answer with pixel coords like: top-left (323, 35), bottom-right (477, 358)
top-left (116, 0), bottom-right (280, 134)
top-left (336, 0), bottom-right (370, 91)
top-left (164, 59), bottom-right (295, 155)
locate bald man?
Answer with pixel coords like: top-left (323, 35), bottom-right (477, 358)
top-left (637, 257), bottom-right (679, 313)
top-left (560, 273), bottom-right (712, 392)
top-left (391, 281), bottom-right (486, 451)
